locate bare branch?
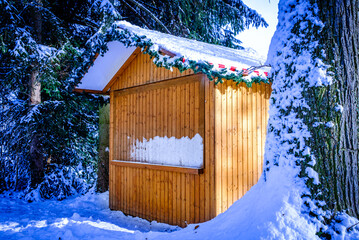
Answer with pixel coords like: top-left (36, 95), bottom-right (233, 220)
top-left (347, 222), bottom-right (359, 231)
top-left (122, 0), bottom-right (152, 30)
top-left (124, 0), bottom-right (171, 34)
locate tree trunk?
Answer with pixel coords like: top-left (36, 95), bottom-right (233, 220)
top-left (29, 0), bottom-right (42, 106)
top-left (29, 0), bottom-right (44, 189)
top-left (29, 134), bottom-right (44, 188)
top-left (96, 103), bottom-right (110, 192)
top-left (30, 70), bottom-right (41, 105)
top-left (29, 69), bottom-right (44, 188)
top-left (317, 0), bottom-right (359, 218)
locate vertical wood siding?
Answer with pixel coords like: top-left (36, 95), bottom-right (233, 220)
top-left (110, 74), bottom-right (216, 227)
top-left (109, 50), bottom-right (271, 226)
top-left (113, 76), bottom-right (204, 163)
top-left (214, 80), bottom-right (271, 214)
top-left (111, 52), bottom-right (193, 91)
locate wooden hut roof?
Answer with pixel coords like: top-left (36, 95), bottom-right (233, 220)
top-left (76, 21), bottom-right (270, 93)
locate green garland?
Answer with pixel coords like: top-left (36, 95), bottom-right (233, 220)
top-left (102, 26), bottom-right (271, 87)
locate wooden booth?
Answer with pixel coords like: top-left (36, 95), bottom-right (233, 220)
top-left (77, 21), bottom-right (271, 227)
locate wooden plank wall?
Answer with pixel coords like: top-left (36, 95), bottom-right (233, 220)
top-left (113, 75), bottom-right (204, 163)
top-left (108, 50), bottom-right (272, 225)
top-left (111, 51), bottom-right (193, 91)
top-left (214, 80), bottom-right (271, 214)
top-left (109, 72), bottom-right (216, 226)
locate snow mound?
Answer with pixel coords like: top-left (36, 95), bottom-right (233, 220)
top-left (145, 167), bottom-right (321, 240)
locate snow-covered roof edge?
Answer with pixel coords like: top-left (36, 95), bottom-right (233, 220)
top-left (77, 21), bottom-right (271, 93)
top-left (115, 21), bottom-right (271, 87)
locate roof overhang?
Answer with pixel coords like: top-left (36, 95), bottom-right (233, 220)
top-left (75, 41), bottom-right (138, 94)
top-left (75, 21), bottom-right (271, 95)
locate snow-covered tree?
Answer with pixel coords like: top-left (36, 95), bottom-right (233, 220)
top-left (0, 0), bottom-right (118, 199)
top-left (264, 0), bottom-right (358, 237)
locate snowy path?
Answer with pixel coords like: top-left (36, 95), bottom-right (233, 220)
top-left (0, 192), bottom-right (179, 240)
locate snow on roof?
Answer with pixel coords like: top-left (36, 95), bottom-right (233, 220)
top-left (116, 21), bottom-right (266, 71)
top-left (77, 42), bottom-right (136, 91)
top-left (77, 21), bottom-right (270, 93)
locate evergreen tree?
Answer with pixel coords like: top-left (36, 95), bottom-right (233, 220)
top-left (0, 0), bottom-right (116, 199)
top-left (112, 0), bottom-right (267, 49)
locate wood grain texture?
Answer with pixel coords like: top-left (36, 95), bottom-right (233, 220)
top-left (111, 52), bottom-right (193, 91)
top-left (111, 160), bottom-right (203, 174)
top-left (214, 81), bottom-right (271, 214)
top-left (110, 74), bottom-right (214, 227)
top-left (317, 0), bottom-right (359, 218)
top-left (108, 51), bottom-right (271, 226)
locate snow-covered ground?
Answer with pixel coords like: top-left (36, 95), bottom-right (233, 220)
top-left (0, 191), bottom-right (179, 240)
top-left (1, 179), bottom-right (358, 240)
